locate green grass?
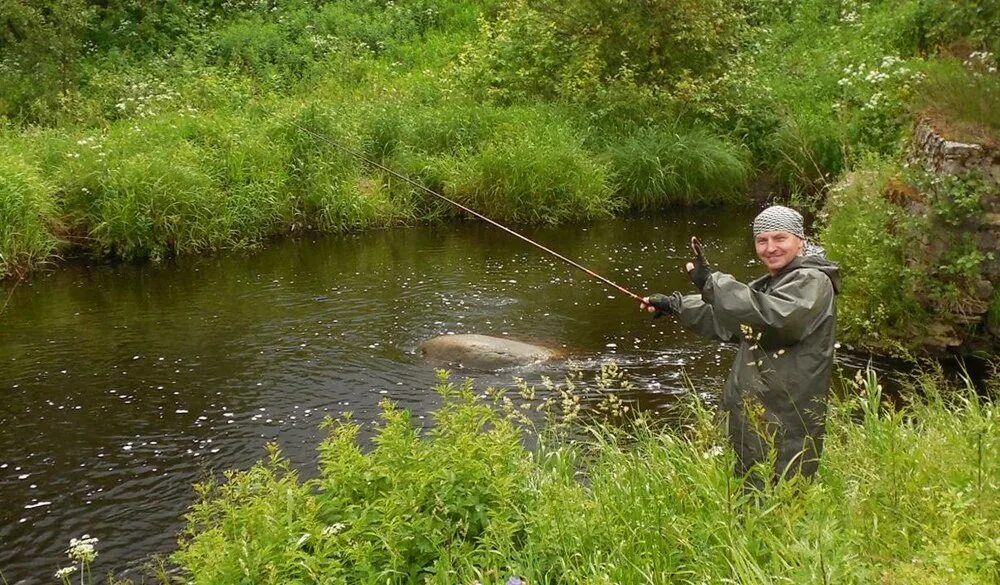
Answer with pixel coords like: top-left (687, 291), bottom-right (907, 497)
top-left (447, 108), bottom-right (616, 224)
top-left (0, 146), bottom-right (59, 279)
top-left (602, 125), bottom-right (752, 209)
top-left (913, 59), bottom-right (1000, 145)
top-left (169, 366), bottom-right (999, 584)
top-left (818, 162), bottom-right (926, 354)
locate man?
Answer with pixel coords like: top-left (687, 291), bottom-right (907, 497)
top-left (642, 206), bottom-right (841, 484)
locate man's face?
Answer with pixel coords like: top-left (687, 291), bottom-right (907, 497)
top-left (755, 230), bottom-right (804, 274)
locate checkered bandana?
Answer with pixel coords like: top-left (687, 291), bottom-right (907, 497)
top-left (752, 206), bottom-right (805, 239)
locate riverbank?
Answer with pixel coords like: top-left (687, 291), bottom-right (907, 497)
top-left (160, 366), bottom-right (998, 584)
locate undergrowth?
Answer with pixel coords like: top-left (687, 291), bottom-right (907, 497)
top-left (170, 365), bottom-right (999, 584)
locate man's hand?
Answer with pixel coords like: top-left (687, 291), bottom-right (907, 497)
top-left (640, 293), bottom-right (678, 319)
top-left (688, 236), bottom-right (713, 290)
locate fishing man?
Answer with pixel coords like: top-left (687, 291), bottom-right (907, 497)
top-left (641, 206), bottom-right (841, 485)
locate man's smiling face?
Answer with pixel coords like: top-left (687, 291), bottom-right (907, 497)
top-left (755, 230), bottom-right (804, 274)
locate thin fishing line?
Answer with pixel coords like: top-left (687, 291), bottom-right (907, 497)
top-left (289, 120), bottom-right (645, 303)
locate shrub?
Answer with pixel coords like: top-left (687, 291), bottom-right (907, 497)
top-left (212, 16), bottom-right (313, 79)
top-left (172, 367), bottom-right (1000, 584)
top-left (175, 377), bottom-right (536, 584)
top-left (459, 0), bottom-right (747, 103)
top-left (818, 163), bottom-right (925, 352)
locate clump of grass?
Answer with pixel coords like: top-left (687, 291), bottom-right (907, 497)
top-left (402, 98), bottom-right (500, 158)
top-left (171, 365), bottom-right (999, 584)
top-left (0, 147), bottom-right (59, 279)
top-left (449, 108), bottom-right (616, 224)
top-left (281, 106), bottom-right (410, 231)
top-left (913, 58), bottom-right (1000, 145)
top-left (46, 113), bottom-right (286, 261)
top-left (602, 126), bottom-right (752, 209)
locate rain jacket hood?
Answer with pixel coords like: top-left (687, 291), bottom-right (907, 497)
top-left (779, 255), bottom-right (841, 294)
top-left (672, 254), bottom-right (840, 480)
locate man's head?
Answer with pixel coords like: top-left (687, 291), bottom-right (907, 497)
top-left (753, 205), bottom-right (806, 274)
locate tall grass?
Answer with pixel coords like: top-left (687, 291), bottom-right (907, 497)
top-left (602, 126), bottom-right (752, 209)
top-left (447, 108), bottom-right (617, 224)
top-left (171, 366), bottom-right (999, 584)
top-left (0, 147), bottom-right (59, 279)
top-left (913, 59), bottom-right (1000, 145)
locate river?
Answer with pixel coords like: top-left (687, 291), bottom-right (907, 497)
top-left (0, 210), bottom-right (883, 582)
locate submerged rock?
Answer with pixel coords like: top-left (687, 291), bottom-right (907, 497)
top-left (418, 334), bottom-right (559, 370)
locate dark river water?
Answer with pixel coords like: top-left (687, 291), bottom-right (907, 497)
top-left (0, 210), bottom-right (885, 582)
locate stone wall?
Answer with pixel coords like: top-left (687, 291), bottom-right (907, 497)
top-left (913, 121), bottom-right (1000, 182)
top-left (909, 119), bottom-right (1000, 353)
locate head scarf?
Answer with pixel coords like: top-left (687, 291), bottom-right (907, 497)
top-left (752, 205), bottom-right (827, 258)
top-left (753, 205), bottom-right (805, 239)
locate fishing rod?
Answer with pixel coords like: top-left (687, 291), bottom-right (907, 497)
top-left (289, 120), bottom-right (646, 303)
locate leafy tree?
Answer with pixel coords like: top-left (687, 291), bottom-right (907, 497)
top-left (0, 0), bottom-right (93, 120)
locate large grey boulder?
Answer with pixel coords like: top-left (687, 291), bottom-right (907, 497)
top-left (418, 334), bottom-right (560, 370)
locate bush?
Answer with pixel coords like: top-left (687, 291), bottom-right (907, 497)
top-left (212, 16), bottom-right (314, 79)
top-left (458, 0), bottom-right (747, 103)
top-left (175, 377), bottom-right (536, 584)
top-left (818, 163), bottom-right (925, 352)
top-left (172, 367), bottom-right (1000, 584)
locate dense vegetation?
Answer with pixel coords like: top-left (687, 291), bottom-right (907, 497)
top-left (168, 367), bottom-right (999, 584)
top-left (1, 2), bottom-right (998, 337)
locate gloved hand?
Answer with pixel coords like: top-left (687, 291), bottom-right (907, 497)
top-left (687, 236), bottom-right (713, 291)
top-left (641, 293), bottom-right (679, 319)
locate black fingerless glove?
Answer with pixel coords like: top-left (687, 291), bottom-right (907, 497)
top-left (646, 293), bottom-right (678, 319)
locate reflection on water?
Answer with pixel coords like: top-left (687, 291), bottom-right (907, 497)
top-left (0, 210), bottom-right (881, 581)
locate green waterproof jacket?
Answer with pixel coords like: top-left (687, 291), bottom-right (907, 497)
top-left (672, 255), bottom-right (841, 479)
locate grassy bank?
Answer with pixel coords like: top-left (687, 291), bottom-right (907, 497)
top-left (165, 367), bottom-right (998, 584)
top-left (0, 0), bottom-right (753, 278)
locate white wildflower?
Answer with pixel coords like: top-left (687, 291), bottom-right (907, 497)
top-left (702, 445), bottom-right (725, 459)
top-left (67, 534), bottom-right (99, 563)
top-left (55, 566), bottom-right (78, 579)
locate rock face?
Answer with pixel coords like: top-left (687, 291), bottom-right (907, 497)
top-left (418, 334), bottom-right (560, 370)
